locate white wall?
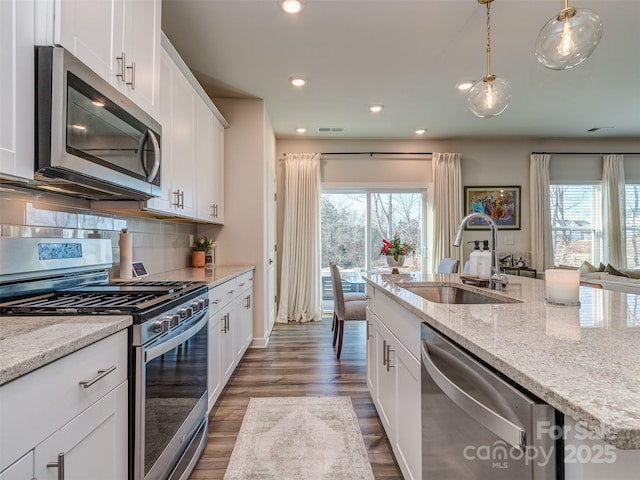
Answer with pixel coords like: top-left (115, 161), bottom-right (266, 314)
top-left (277, 136), bottom-right (640, 266)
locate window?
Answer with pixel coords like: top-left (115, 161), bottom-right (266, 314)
top-left (320, 191), bottom-right (425, 303)
top-left (550, 184), bottom-right (602, 266)
top-left (625, 184), bottom-right (640, 268)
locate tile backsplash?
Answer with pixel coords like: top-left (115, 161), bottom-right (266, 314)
top-left (0, 187), bottom-right (196, 277)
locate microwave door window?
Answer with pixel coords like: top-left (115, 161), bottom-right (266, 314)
top-left (66, 74), bottom-right (151, 181)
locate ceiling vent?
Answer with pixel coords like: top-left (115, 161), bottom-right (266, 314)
top-left (318, 127), bottom-right (345, 133)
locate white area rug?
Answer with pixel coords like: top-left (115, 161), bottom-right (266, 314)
top-left (223, 396), bottom-right (375, 480)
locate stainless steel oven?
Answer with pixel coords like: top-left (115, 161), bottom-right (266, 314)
top-left (134, 294), bottom-right (209, 480)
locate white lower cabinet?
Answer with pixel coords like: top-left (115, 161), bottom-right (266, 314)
top-left (207, 271), bottom-right (254, 412)
top-left (0, 330), bottom-right (128, 479)
top-left (369, 292), bottom-right (422, 480)
top-left (33, 382), bottom-right (128, 480)
top-left (0, 452), bottom-right (33, 480)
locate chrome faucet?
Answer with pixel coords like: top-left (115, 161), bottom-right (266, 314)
top-left (452, 212), bottom-right (508, 291)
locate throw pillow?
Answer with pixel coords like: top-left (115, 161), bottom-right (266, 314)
top-left (605, 264), bottom-right (631, 278)
top-left (598, 262), bottom-right (607, 272)
top-left (579, 261), bottom-right (598, 273)
top-left (621, 269), bottom-right (640, 279)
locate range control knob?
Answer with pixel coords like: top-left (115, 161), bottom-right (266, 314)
top-left (190, 300), bottom-right (202, 312)
top-left (178, 307), bottom-right (190, 319)
top-left (169, 314), bottom-right (180, 327)
top-left (151, 317), bottom-right (171, 333)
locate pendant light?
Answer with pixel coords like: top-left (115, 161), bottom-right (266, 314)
top-left (535, 1), bottom-right (603, 70)
top-left (467, 0), bottom-right (511, 118)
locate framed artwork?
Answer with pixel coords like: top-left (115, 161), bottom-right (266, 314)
top-left (464, 186), bottom-right (521, 230)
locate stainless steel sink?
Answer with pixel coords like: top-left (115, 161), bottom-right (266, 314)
top-left (400, 285), bottom-right (518, 304)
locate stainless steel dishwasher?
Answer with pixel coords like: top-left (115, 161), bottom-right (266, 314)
top-left (421, 323), bottom-right (559, 479)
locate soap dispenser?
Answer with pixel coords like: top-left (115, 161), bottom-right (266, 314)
top-left (469, 241), bottom-right (481, 277)
top-left (477, 240), bottom-right (492, 280)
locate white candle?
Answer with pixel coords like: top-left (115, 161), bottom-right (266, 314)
top-left (545, 269), bottom-right (580, 305)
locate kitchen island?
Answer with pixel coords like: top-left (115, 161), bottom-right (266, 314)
top-left (364, 272), bottom-right (640, 479)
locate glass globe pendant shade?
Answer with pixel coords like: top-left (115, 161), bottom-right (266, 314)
top-left (467, 75), bottom-right (511, 118)
top-left (535, 7), bottom-right (603, 70)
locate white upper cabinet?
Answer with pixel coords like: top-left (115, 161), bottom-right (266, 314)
top-left (0, 0), bottom-right (35, 181)
top-left (145, 47), bottom-right (196, 218)
top-left (47, 0), bottom-right (161, 119)
top-left (195, 95), bottom-right (225, 224)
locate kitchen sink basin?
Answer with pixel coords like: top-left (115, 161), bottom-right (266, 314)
top-left (400, 285), bottom-right (518, 304)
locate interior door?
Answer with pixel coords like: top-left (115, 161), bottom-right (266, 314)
top-left (266, 143), bottom-right (276, 333)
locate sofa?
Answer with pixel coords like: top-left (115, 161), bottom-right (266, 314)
top-left (578, 261), bottom-right (640, 294)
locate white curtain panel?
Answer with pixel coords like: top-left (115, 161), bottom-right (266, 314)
top-left (276, 153), bottom-right (321, 323)
top-left (431, 152), bottom-right (462, 272)
top-left (603, 154), bottom-right (626, 268)
top-left (529, 153), bottom-right (554, 271)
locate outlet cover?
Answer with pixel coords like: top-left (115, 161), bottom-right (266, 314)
top-left (503, 235), bottom-right (514, 245)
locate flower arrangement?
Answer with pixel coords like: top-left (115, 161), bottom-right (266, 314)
top-left (380, 234), bottom-right (415, 261)
top-left (194, 237), bottom-right (215, 252)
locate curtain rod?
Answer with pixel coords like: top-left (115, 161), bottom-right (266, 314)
top-left (283, 152), bottom-right (433, 156)
top-left (532, 151), bottom-right (640, 155)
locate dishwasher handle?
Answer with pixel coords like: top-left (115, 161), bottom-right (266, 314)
top-left (421, 340), bottom-right (526, 451)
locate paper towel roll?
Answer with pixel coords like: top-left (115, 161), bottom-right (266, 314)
top-left (119, 228), bottom-right (133, 279)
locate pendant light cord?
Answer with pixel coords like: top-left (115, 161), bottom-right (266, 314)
top-left (486, 1), bottom-right (492, 78)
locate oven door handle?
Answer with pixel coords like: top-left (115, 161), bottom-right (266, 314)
top-left (145, 310), bottom-right (207, 363)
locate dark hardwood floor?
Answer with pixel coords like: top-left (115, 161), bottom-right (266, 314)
top-left (190, 315), bottom-right (404, 479)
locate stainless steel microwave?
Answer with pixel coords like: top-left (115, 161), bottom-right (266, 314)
top-left (30, 46), bottom-right (161, 200)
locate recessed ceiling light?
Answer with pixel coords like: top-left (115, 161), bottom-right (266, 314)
top-left (280, 0), bottom-right (303, 14)
top-left (289, 76), bottom-right (306, 87)
top-left (415, 129), bottom-right (426, 135)
top-left (369, 104), bottom-right (384, 113)
top-left (456, 81), bottom-right (475, 91)
top-left (295, 127), bottom-right (307, 134)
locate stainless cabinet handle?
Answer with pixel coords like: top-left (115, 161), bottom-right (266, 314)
top-left (385, 343), bottom-right (394, 372)
top-left (238, 282), bottom-right (246, 287)
top-left (366, 321), bottom-right (372, 339)
top-left (225, 313), bottom-right (230, 332)
top-left (212, 298), bottom-right (221, 304)
top-left (126, 62), bottom-right (136, 89)
top-left (382, 340), bottom-right (388, 366)
top-left (210, 204), bottom-right (215, 217)
top-left (47, 452), bottom-right (65, 480)
top-left (79, 365), bottom-right (116, 389)
top-left (228, 289), bottom-right (236, 295)
top-left (172, 189), bottom-right (181, 207)
top-left (115, 52), bottom-right (126, 81)
top-left (421, 340), bottom-right (526, 450)
top-left (179, 190), bottom-right (185, 209)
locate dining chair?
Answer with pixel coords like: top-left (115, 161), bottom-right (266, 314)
top-left (437, 257), bottom-right (459, 274)
top-left (329, 262), bottom-right (367, 359)
top-left (329, 262), bottom-right (366, 332)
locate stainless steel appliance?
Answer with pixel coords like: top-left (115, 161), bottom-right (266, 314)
top-left (12, 46), bottom-right (161, 200)
top-left (421, 323), bottom-right (559, 479)
top-left (0, 238), bottom-right (208, 480)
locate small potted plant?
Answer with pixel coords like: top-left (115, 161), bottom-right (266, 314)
top-left (193, 237), bottom-right (215, 268)
top-left (380, 234), bottom-right (415, 267)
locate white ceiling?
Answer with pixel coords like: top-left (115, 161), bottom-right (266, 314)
top-left (161, 0), bottom-right (640, 140)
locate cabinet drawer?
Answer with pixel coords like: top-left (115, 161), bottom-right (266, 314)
top-left (208, 280), bottom-right (236, 312)
top-left (375, 292), bottom-right (421, 360)
top-left (0, 330), bottom-right (127, 471)
top-left (235, 271), bottom-right (253, 291)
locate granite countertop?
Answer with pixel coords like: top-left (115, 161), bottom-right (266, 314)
top-left (0, 265), bottom-right (254, 387)
top-left (364, 272), bottom-right (640, 449)
top-left (0, 315), bottom-right (132, 386)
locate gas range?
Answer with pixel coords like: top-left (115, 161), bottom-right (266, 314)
top-left (0, 237), bottom-right (210, 480)
top-left (0, 279), bottom-right (207, 323)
